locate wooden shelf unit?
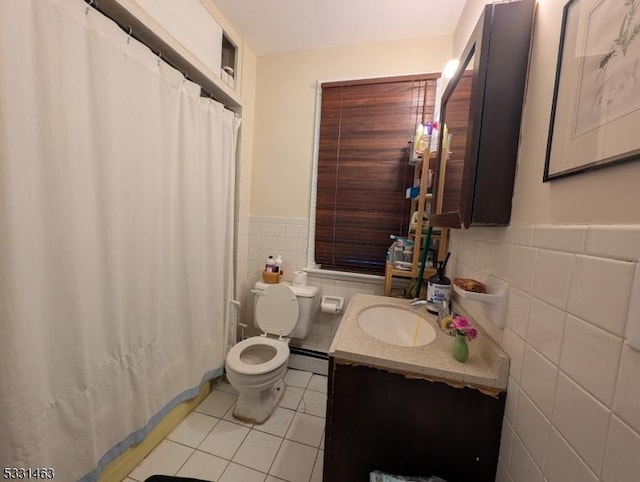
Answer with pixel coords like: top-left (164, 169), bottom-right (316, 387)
top-left (383, 152), bottom-right (448, 296)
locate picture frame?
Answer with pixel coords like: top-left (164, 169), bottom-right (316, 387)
top-left (544, 0), bottom-right (640, 181)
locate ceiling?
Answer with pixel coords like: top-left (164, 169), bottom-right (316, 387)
top-left (212, 0), bottom-right (468, 56)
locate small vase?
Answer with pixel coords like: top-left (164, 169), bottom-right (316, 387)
top-left (452, 333), bottom-right (469, 363)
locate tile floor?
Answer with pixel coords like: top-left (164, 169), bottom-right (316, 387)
top-left (125, 369), bottom-right (327, 482)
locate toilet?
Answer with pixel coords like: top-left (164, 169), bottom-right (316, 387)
top-left (225, 280), bottom-right (319, 424)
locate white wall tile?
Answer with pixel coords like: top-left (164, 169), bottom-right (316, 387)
top-left (509, 246), bottom-right (538, 293)
top-left (506, 288), bottom-right (531, 339)
top-left (467, 226), bottom-right (505, 243)
top-left (602, 416), bottom-right (640, 482)
top-left (560, 315), bottom-right (623, 406)
top-left (613, 344), bottom-right (640, 433)
top-left (567, 255), bottom-right (635, 336)
top-left (515, 392), bottom-right (551, 467)
top-left (544, 427), bottom-right (598, 482)
top-left (493, 243), bottom-right (513, 281)
top-left (504, 226), bottom-right (535, 246)
top-left (586, 225), bottom-right (640, 262)
top-left (551, 373), bottom-right (611, 475)
top-left (496, 458), bottom-right (510, 482)
top-left (521, 346), bottom-right (558, 418)
top-left (532, 250), bottom-right (574, 309)
top-left (510, 435), bottom-right (544, 482)
top-left (285, 223), bottom-right (298, 239)
top-left (476, 240), bottom-right (498, 275)
top-left (532, 226), bottom-right (587, 253)
top-left (502, 328), bottom-right (526, 383)
top-left (285, 237), bottom-right (298, 252)
top-left (527, 299), bottom-right (565, 365)
top-left (625, 263), bottom-right (640, 351)
top-left (505, 377), bottom-right (521, 425)
top-left (272, 223), bottom-right (286, 238)
top-left (500, 418), bottom-right (515, 469)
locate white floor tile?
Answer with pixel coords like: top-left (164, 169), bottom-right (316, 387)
top-left (196, 390), bottom-right (238, 418)
top-left (176, 450), bottom-right (229, 481)
top-left (220, 462), bottom-right (267, 482)
top-left (270, 439), bottom-right (318, 482)
top-left (307, 374), bottom-right (327, 394)
top-left (279, 385), bottom-right (304, 411)
top-left (254, 406), bottom-right (296, 438)
top-left (128, 440), bottom-right (193, 481)
top-left (264, 477), bottom-right (286, 482)
top-left (311, 449), bottom-right (324, 482)
top-left (299, 389), bottom-right (327, 417)
top-left (199, 420), bottom-right (250, 460)
top-left (286, 412), bottom-right (325, 447)
top-left (167, 411), bottom-right (219, 448)
top-left (233, 429), bottom-right (283, 472)
top-left (284, 369), bottom-right (313, 388)
top-left (216, 379), bottom-right (240, 395)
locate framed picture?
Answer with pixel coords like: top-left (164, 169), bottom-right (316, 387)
top-left (544, 0), bottom-right (640, 181)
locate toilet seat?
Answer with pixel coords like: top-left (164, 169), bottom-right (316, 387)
top-left (226, 336), bottom-right (289, 375)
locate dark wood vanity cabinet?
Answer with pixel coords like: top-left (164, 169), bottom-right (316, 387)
top-left (323, 358), bottom-right (506, 482)
top-left (431, 0), bottom-right (534, 228)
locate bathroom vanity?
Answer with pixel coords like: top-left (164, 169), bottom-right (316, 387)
top-left (324, 294), bottom-right (509, 482)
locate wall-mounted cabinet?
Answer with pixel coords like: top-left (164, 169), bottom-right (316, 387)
top-left (106, 0), bottom-right (242, 109)
top-left (431, 0), bottom-right (534, 228)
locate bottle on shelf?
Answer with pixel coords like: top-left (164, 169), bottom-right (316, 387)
top-left (274, 254), bottom-right (283, 273)
top-left (265, 255), bottom-right (275, 272)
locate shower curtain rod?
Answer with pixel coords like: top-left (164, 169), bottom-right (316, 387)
top-left (84, 0), bottom-right (242, 112)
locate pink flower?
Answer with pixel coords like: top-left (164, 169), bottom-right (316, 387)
top-left (451, 316), bottom-right (478, 341)
top-left (452, 316), bottom-right (471, 330)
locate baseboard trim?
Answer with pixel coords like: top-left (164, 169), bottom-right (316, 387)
top-left (290, 346), bottom-right (329, 360)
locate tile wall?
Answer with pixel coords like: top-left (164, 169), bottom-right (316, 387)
top-left (449, 225), bottom-right (640, 482)
top-left (234, 216), bottom-right (384, 352)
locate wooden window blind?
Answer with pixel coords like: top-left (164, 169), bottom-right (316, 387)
top-left (315, 74), bottom-right (438, 275)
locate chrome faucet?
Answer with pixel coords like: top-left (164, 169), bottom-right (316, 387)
top-left (410, 299), bottom-right (453, 331)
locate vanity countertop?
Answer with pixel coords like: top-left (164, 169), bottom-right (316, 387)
top-left (329, 294), bottom-right (509, 393)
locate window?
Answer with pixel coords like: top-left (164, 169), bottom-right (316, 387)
top-left (314, 74), bottom-right (439, 275)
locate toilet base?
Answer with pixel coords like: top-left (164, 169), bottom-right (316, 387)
top-left (232, 378), bottom-right (285, 424)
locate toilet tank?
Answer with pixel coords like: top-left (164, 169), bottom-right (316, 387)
top-left (253, 281), bottom-right (320, 339)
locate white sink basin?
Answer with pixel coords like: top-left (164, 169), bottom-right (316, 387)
top-left (357, 305), bottom-right (437, 347)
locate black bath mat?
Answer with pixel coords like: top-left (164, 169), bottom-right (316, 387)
top-left (145, 477), bottom-right (210, 482)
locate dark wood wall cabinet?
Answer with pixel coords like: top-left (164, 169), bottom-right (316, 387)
top-left (431, 0), bottom-right (535, 228)
top-left (323, 358), bottom-right (506, 482)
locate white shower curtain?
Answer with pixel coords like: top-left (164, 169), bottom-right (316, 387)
top-left (0, 0), bottom-right (240, 480)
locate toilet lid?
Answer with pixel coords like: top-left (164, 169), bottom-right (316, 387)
top-left (256, 283), bottom-right (299, 336)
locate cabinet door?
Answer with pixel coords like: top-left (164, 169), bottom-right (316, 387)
top-left (431, 0), bottom-right (534, 228)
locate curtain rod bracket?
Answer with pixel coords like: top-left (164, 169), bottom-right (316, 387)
top-left (85, 0), bottom-right (94, 15)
